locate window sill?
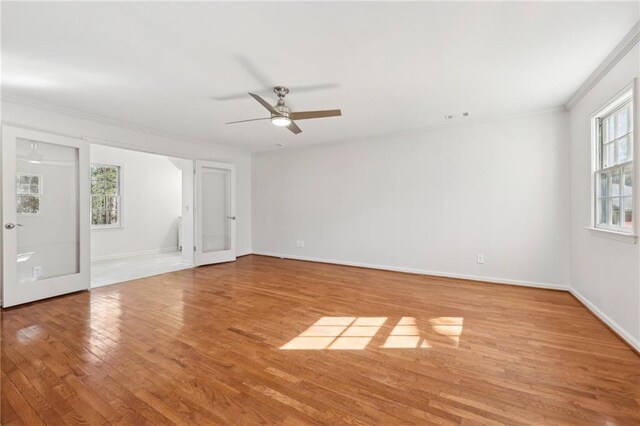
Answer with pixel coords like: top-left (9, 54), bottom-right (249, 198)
top-left (585, 227), bottom-right (637, 244)
top-left (91, 225), bottom-right (126, 231)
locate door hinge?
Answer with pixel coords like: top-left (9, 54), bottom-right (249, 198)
top-left (194, 246), bottom-right (196, 252)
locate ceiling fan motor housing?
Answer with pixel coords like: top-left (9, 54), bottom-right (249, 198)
top-left (273, 86), bottom-right (290, 98)
top-left (273, 103), bottom-right (291, 119)
top-left (272, 86), bottom-right (291, 118)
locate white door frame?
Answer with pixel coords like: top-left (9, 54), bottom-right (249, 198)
top-left (195, 160), bottom-right (236, 265)
top-left (180, 159), bottom-right (195, 265)
top-left (2, 125), bottom-right (90, 307)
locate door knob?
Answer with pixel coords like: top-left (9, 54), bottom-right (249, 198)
top-left (5, 223), bottom-right (15, 229)
top-left (227, 216), bottom-right (236, 220)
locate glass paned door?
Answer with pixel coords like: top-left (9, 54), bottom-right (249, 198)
top-left (195, 160), bottom-right (236, 265)
top-left (2, 126), bottom-right (90, 307)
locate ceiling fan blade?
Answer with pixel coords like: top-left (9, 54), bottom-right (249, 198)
top-left (286, 121), bottom-right (302, 134)
top-left (289, 83), bottom-right (340, 94)
top-left (249, 93), bottom-right (280, 115)
top-left (213, 83), bottom-right (340, 102)
top-left (290, 109), bottom-right (342, 121)
top-left (236, 55), bottom-right (273, 88)
top-left (226, 117), bottom-right (271, 125)
top-left (213, 92), bottom-right (261, 101)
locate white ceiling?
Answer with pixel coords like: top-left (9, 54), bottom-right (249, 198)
top-left (2, 2), bottom-right (638, 152)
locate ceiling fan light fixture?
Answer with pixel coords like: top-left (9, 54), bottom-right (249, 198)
top-left (233, 88), bottom-right (340, 135)
top-left (271, 116), bottom-right (292, 127)
top-left (26, 142), bottom-right (43, 164)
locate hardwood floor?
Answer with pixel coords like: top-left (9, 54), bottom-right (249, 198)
top-left (2, 255), bottom-right (639, 425)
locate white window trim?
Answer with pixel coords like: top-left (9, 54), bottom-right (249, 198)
top-left (16, 172), bottom-right (43, 216)
top-left (590, 79), bottom-right (637, 242)
top-left (90, 162), bottom-right (124, 230)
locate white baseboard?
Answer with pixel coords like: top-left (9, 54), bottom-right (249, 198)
top-left (91, 247), bottom-right (179, 262)
top-left (569, 287), bottom-right (640, 353)
top-left (251, 251), bottom-right (569, 291)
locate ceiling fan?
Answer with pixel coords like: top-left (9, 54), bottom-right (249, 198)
top-left (226, 86), bottom-right (342, 134)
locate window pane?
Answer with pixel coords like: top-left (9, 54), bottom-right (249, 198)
top-left (104, 196), bottom-right (120, 211)
top-left (610, 169), bottom-right (620, 196)
top-left (20, 175), bottom-right (30, 184)
top-left (623, 166), bottom-right (633, 196)
top-left (21, 195), bottom-right (40, 214)
top-left (106, 210), bottom-right (119, 225)
top-left (597, 172), bottom-right (608, 198)
top-left (91, 165), bottom-right (119, 195)
top-left (617, 136), bottom-right (629, 163)
top-left (96, 211), bottom-right (106, 225)
top-left (18, 183), bottom-right (29, 194)
top-left (91, 164), bottom-right (121, 226)
top-left (603, 143), bottom-right (616, 168)
top-left (91, 196), bottom-right (104, 211)
top-left (623, 197), bottom-right (633, 228)
top-left (91, 210), bottom-right (101, 226)
top-left (91, 179), bottom-right (100, 195)
top-left (604, 116), bottom-right (615, 143)
top-left (16, 195), bottom-right (23, 214)
top-left (617, 107), bottom-right (629, 137)
top-left (597, 198), bottom-right (607, 225)
top-left (103, 179), bottom-right (118, 195)
top-left (611, 197), bottom-right (621, 226)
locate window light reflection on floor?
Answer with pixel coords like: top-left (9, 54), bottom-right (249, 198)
top-left (429, 317), bottom-right (464, 347)
top-left (280, 316), bottom-right (463, 350)
top-left (280, 317), bottom-right (387, 350)
top-left (382, 316), bottom-right (422, 348)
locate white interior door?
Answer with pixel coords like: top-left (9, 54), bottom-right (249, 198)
top-left (195, 160), bottom-right (236, 265)
top-left (2, 126), bottom-right (90, 307)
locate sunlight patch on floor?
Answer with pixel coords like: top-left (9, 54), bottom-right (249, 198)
top-left (281, 316), bottom-right (386, 350)
top-left (280, 316), bottom-right (464, 350)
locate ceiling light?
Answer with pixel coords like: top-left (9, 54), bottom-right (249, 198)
top-left (26, 143), bottom-right (43, 164)
top-left (271, 116), bottom-right (291, 127)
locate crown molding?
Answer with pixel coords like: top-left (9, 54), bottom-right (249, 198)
top-left (0, 94), bottom-right (250, 154)
top-left (566, 20), bottom-right (640, 110)
top-left (253, 106), bottom-right (567, 156)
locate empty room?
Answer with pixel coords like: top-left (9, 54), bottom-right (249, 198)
top-left (1, 1), bottom-right (639, 425)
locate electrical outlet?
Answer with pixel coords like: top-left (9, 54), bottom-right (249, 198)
top-left (296, 240), bottom-right (305, 248)
top-left (477, 254), bottom-right (485, 264)
top-left (32, 266), bottom-right (43, 279)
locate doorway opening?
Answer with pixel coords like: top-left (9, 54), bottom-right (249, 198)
top-left (89, 144), bottom-right (194, 287)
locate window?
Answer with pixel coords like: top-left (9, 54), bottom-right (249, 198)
top-left (91, 164), bottom-right (121, 227)
top-left (593, 89), bottom-right (634, 233)
top-left (16, 174), bottom-right (42, 215)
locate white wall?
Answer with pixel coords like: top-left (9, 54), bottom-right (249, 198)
top-left (569, 43), bottom-right (640, 349)
top-left (90, 144), bottom-right (182, 260)
top-left (1, 99), bottom-right (253, 269)
top-left (253, 110), bottom-right (571, 288)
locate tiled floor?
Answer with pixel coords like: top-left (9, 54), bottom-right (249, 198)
top-left (91, 250), bottom-right (192, 287)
